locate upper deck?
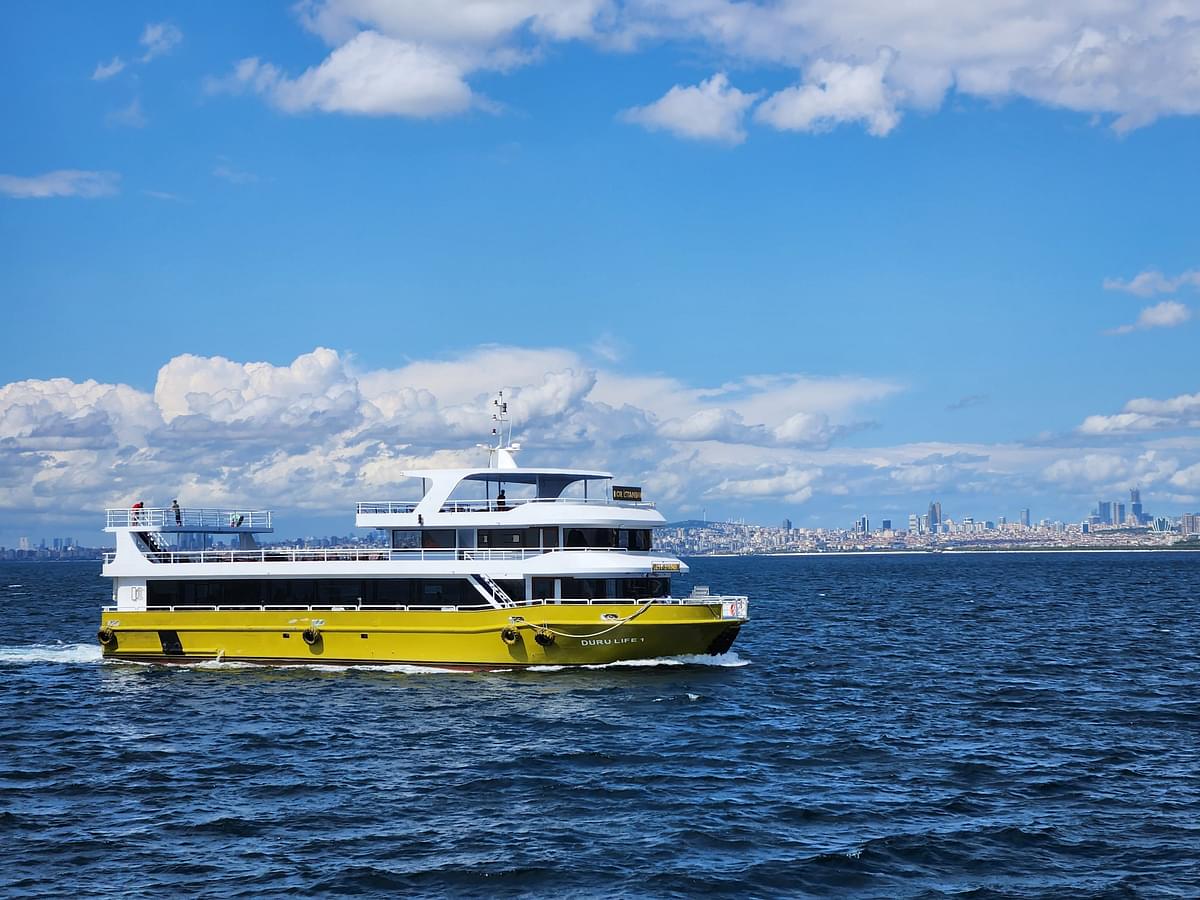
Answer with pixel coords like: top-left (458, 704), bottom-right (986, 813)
top-left (105, 506), bottom-right (273, 533)
top-left (354, 466), bottom-right (661, 529)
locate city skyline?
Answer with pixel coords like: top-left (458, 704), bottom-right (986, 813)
top-left (3, 4), bottom-right (1200, 543)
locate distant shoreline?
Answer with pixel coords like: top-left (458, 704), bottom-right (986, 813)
top-left (684, 546), bottom-right (1200, 558)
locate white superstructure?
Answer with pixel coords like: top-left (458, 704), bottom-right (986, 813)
top-left (102, 395), bottom-right (702, 614)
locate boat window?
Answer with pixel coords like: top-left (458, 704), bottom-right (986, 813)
top-left (618, 577), bottom-right (670, 599)
top-left (633, 530), bottom-right (652, 550)
top-left (375, 579), bottom-right (416, 605)
top-left (495, 579), bottom-right (527, 602)
top-left (560, 577), bottom-right (610, 599)
top-left (318, 580), bottom-right (365, 606)
top-left (478, 528), bottom-right (539, 549)
top-left (271, 580), bottom-right (316, 607)
top-left (418, 579), bottom-right (473, 607)
top-left (147, 580), bottom-right (181, 606)
top-left (531, 577), bottom-right (556, 600)
top-left (146, 578), bottom-right (495, 608)
top-left (421, 529), bottom-right (456, 549)
top-left (564, 528), bottom-right (619, 549)
top-left (392, 529), bottom-right (420, 549)
top-left (540, 527), bottom-right (559, 548)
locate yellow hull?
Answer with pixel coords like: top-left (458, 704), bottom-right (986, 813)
top-left (96, 603), bottom-right (744, 668)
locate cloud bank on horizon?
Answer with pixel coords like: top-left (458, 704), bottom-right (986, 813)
top-left (2, 345), bottom-right (1197, 541)
top-left (197, 0), bottom-right (1200, 139)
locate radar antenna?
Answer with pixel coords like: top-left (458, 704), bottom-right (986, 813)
top-left (476, 390), bottom-right (521, 469)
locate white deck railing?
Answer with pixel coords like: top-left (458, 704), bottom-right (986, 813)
top-left (106, 507), bottom-right (273, 530)
top-left (356, 497), bottom-right (656, 515)
top-left (102, 546), bottom-right (664, 565)
top-left (355, 501), bottom-right (420, 515)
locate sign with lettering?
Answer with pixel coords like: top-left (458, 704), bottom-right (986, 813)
top-left (652, 561), bottom-right (681, 572)
top-left (612, 485), bottom-right (642, 501)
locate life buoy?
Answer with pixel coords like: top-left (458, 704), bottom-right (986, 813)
top-left (500, 627), bottom-right (520, 645)
top-left (301, 627), bottom-right (321, 646)
top-left (97, 628), bottom-right (117, 648)
top-left (534, 628), bottom-right (555, 647)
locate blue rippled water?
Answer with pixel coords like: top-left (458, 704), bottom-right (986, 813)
top-left (2, 553), bottom-right (1198, 898)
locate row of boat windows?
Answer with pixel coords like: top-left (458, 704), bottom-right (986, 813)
top-left (144, 577), bottom-right (672, 608)
top-left (393, 528), bottom-right (653, 551)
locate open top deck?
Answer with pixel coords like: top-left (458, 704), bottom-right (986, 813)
top-left (105, 507), bottom-right (273, 533)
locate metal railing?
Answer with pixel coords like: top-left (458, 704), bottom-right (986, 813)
top-left (106, 507), bottom-right (273, 530)
top-left (102, 546), bottom-right (662, 565)
top-left (355, 501), bottom-right (420, 515)
top-left (103, 595), bottom-right (747, 613)
top-left (356, 497), bottom-right (656, 515)
top-left (440, 497), bottom-right (656, 512)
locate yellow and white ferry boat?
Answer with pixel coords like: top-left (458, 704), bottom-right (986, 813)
top-left (97, 396), bottom-right (748, 668)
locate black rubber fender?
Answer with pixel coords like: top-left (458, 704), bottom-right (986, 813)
top-left (500, 626), bottom-right (520, 645)
top-left (301, 627), bottom-right (321, 646)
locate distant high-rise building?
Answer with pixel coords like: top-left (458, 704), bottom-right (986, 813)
top-left (920, 514), bottom-right (930, 534)
top-left (855, 515), bottom-right (870, 534)
top-left (1129, 487), bottom-right (1144, 525)
top-left (881, 519), bottom-right (892, 531)
top-left (1114, 502), bottom-right (1126, 526)
top-left (1081, 521), bottom-right (1090, 534)
top-left (1096, 500), bottom-right (1112, 525)
top-left (18, 537), bottom-right (29, 551)
top-left (1182, 513), bottom-right (1200, 535)
top-left (998, 515), bottom-right (1007, 526)
top-left (928, 501), bottom-right (942, 532)
top-left (1019, 508), bottom-right (1031, 528)
top-left (782, 518), bottom-right (792, 531)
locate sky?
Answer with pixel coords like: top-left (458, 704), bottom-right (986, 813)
top-left (2, 1), bottom-right (1200, 545)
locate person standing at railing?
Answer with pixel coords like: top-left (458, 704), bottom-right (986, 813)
top-left (497, 489), bottom-right (507, 511)
top-left (131, 500), bottom-right (144, 526)
top-left (172, 499), bottom-right (182, 526)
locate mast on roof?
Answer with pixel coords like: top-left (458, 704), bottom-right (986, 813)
top-left (478, 390), bottom-right (521, 469)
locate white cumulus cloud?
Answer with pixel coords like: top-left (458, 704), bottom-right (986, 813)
top-left (1107, 300), bottom-right (1192, 335)
top-left (209, 0), bottom-right (1200, 136)
top-left (212, 32), bottom-right (475, 118)
top-left (756, 49), bottom-right (900, 136)
top-left (1079, 391), bottom-right (1200, 434)
top-left (1104, 268), bottom-right (1200, 297)
top-left (621, 73), bottom-right (760, 144)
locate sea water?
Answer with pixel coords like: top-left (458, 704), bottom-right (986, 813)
top-left (1, 554), bottom-right (1197, 897)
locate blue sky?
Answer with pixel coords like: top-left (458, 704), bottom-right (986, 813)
top-left (2, 2), bottom-right (1199, 544)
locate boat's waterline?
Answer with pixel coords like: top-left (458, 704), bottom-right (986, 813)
top-left (97, 601), bottom-right (744, 668)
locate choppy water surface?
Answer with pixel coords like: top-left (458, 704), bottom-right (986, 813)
top-left (2, 554), bottom-right (1198, 898)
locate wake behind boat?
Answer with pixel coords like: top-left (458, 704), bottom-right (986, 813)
top-left (97, 394), bottom-right (748, 668)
